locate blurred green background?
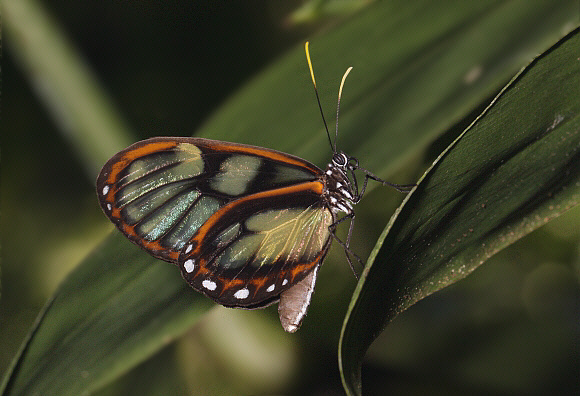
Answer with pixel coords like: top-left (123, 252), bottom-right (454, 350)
top-left (2, 1), bottom-right (578, 395)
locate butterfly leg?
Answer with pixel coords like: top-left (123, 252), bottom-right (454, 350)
top-left (357, 169), bottom-right (415, 194)
top-left (329, 212), bottom-right (363, 280)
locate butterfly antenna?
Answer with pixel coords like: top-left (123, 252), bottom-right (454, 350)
top-left (335, 66), bottom-right (353, 152)
top-left (305, 42), bottom-right (334, 152)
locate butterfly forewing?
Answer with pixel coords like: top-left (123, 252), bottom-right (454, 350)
top-left (97, 137), bottom-right (334, 308)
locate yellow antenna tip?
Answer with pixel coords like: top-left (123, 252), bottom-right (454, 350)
top-left (305, 41), bottom-right (317, 88)
top-left (338, 66), bottom-right (353, 101)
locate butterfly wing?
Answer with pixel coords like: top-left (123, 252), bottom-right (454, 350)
top-left (178, 180), bottom-right (334, 308)
top-left (97, 137), bottom-right (334, 307)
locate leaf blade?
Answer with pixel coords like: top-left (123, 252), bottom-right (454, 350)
top-left (2, 234), bottom-right (214, 396)
top-left (340, 26), bottom-right (580, 395)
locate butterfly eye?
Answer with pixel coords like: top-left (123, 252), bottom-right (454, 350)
top-left (332, 152), bottom-right (349, 167)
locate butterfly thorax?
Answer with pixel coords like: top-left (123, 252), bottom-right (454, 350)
top-left (323, 152), bottom-right (355, 215)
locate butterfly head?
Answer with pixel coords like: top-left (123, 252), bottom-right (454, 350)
top-left (332, 151), bottom-right (361, 170)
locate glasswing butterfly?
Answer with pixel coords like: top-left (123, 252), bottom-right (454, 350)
top-left (97, 42), bottom-right (413, 332)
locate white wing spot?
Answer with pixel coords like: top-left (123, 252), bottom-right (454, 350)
top-left (326, 170), bottom-right (332, 176)
top-left (282, 279), bottom-right (288, 286)
top-left (102, 185), bottom-right (110, 195)
top-left (267, 284), bottom-right (275, 292)
top-left (336, 182), bottom-right (342, 188)
top-left (185, 244), bottom-right (193, 254)
top-left (106, 203), bottom-right (112, 211)
top-left (183, 259), bottom-right (195, 273)
top-left (202, 279), bottom-right (217, 291)
top-left (234, 288), bottom-right (250, 299)
top-left (330, 196), bottom-right (337, 204)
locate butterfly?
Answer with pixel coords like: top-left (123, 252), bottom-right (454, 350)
top-left (96, 42), bottom-right (413, 332)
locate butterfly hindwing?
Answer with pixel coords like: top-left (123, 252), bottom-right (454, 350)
top-left (97, 137), bottom-right (334, 307)
top-left (178, 181), bottom-right (334, 308)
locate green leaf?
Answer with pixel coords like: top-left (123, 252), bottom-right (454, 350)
top-left (288, 0), bottom-right (370, 24)
top-left (3, 0), bottom-right (135, 178)
top-left (199, 0), bottom-right (579, 178)
top-left (1, 234), bottom-right (213, 396)
top-left (339, 27), bottom-right (580, 395)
